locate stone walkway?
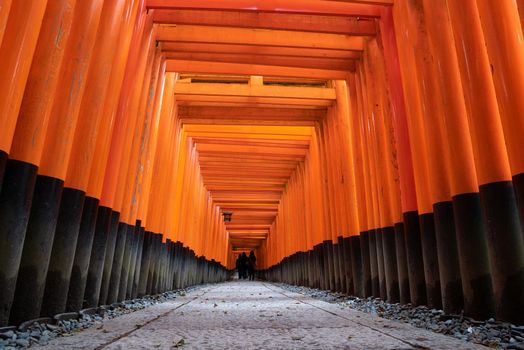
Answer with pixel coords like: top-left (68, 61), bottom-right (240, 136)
top-left (36, 281), bottom-right (484, 349)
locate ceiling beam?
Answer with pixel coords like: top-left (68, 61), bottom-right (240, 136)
top-left (166, 60), bottom-right (350, 79)
top-left (152, 10), bottom-right (376, 35)
top-left (174, 82), bottom-right (336, 100)
top-left (146, 0), bottom-right (388, 17)
top-left (183, 123), bottom-right (313, 135)
top-left (156, 25), bottom-right (365, 51)
top-left (176, 94), bottom-right (333, 107)
top-left (162, 42), bottom-right (360, 60)
top-left (181, 118), bottom-right (316, 126)
top-left (164, 52), bottom-right (355, 71)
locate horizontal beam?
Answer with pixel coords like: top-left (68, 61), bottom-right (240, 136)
top-left (226, 224), bottom-right (272, 228)
top-left (176, 94), bottom-right (333, 107)
top-left (156, 25), bottom-right (365, 51)
top-left (174, 82), bottom-right (336, 100)
top-left (153, 10), bottom-right (376, 35)
top-left (188, 133), bottom-right (313, 142)
top-left (183, 123), bottom-right (313, 135)
top-left (194, 138), bottom-right (310, 146)
top-left (162, 42), bottom-right (360, 59)
top-left (166, 60), bottom-right (349, 79)
top-left (164, 52), bottom-right (355, 71)
top-left (181, 118), bottom-right (316, 126)
top-left (195, 140), bottom-right (309, 150)
top-left (146, 0), bottom-right (387, 17)
top-left (177, 102), bottom-right (324, 109)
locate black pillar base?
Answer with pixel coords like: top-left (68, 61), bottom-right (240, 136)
top-left (419, 213), bottom-right (442, 309)
top-left (341, 236), bottom-right (353, 295)
top-left (9, 176), bottom-right (63, 325)
top-left (375, 229), bottom-right (387, 299)
top-left (480, 181), bottom-right (524, 324)
top-left (118, 225), bottom-right (135, 301)
top-left (125, 221), bottom-right (140, 299)
top-left (0, 160), bottom-right (37, 326)
top-left (382, 226), bottom-right (399, 303)
top-left (131, 227), bottom-right (145, 298)
top-left (359, 231), bottom-right (372, 297)
top-left (323, 240), bottom-right (334, 291)
top-left (349, 236), bottom-right (363, 297)
top-left (452, 193), bottom-right (495, 320)
top-left (513, 172), bottom-right (524, 241)
top-left (84, 205), bottom-right (112, 308)
top-left (394, 222), bottom-right (410, 304)
top-left (137, 231), bottom-right (153, 297)
top-left (368, 230), bottom-right (379, 297)
top-left (433, 201), bottom-right (463, 314)
top-left (41, 188), bottom-right (85, 317)
top-left (403, 211), bottom-right (427, 306)
top-left (314, 244), bottom-right (326, 290)
top-left (66, 197), bottom-right (99, 311)
top-left (98, 211), bottom-right (119, 306)
top-left (106, 223), bottom-right (127, 304)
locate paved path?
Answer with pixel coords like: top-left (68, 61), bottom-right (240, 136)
top-left (37, 281), bottom-right (484, 349)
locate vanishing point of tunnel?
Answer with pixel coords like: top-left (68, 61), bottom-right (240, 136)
top-left (0, 0), bottom-right (524, 349)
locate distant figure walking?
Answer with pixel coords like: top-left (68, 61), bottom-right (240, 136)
top-left (237, 253), bottom-right (249, 279)
top-left (248, 251), bottom-right (256, 281)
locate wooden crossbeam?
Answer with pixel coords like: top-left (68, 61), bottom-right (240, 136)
top-left (184, 124), bottom-right (313, 135)
top-left (152, 10), bottom-right (377, 35)
top-left (157, 25), bottom-right (365, 51)
top-left (162, 43), bottom-right (360, 60)
top-left (174, 82), bottom-right (336, 100)
top-left (165, 52), bottom-right (355, 71)
top-left (166, 60), bottom-right (350, 79)
top-left (146, 0), bottom-right (389, 16)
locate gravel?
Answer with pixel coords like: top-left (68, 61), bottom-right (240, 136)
top-left (276, 283), bottom-right (524, 350)
top-left (0, 287), bottom-right (200, 349)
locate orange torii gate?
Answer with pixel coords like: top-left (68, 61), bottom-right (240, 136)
top-left (0, 0), bottom-right (523, 329)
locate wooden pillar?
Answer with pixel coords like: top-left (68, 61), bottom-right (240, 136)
top-left (1, 0), bottom-right (74, 325)
top-left (38, 0), bottom-right (105, 317)
top-left (466, 0), bottom-right (524, 323)
top-left (417, 0), bottom-right (497, 319)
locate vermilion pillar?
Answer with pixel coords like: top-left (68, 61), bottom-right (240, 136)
top-left (422, 0), bottom-right (495, 319)
top-left (64, 0), bottom-right (129, 312)
top-left (103, 6), bottom-right (151, 305)
top-left (347, 73), bottom-right (369, 298)
top-left (93, 0), bottom-right (141, 307)
top-left (0, 0), bottom-right (50, 327)
top-left (38, 0), bottom-right (105, 317)
top-left (354, 71), bottom-right (375, 298)
top-left (392, 1), bottom-right (433, 307)
top-left (358, 63), bottom-right (379, 298)
top-left (401, 0), bottom-right (464, 314)
top-left (469, 0), bottom-right (524, 323)
top-left (7, 0), bottom-right (77, 325)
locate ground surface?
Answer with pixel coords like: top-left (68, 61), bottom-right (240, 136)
top-left (36, 281), bottom-right (484, 349)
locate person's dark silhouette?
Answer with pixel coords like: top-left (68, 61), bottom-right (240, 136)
top-left (239, 252), bottom-right (248, 279)
top-left (248, 251), bottom-right (256, 281)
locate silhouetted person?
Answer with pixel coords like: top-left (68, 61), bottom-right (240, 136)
top-left (248, 251), bottom-right (256, 281)
top-left (239, 252), bottom-right (248, 279)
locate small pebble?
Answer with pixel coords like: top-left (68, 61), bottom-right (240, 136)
top-left (15, 338), bottom-right (30, 347)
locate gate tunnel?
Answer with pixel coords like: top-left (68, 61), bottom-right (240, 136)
top-left (0, 0), bottom-right (524, 329)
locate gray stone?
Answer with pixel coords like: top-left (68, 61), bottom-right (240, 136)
top-left (14, 339), bottom-right (29, 347)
